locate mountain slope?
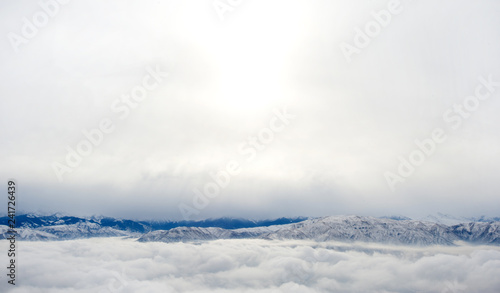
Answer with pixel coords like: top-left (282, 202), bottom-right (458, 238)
top-left (417, 213), bottom-right (500, 226)
top-left (138, 215), bottom-right (500, 246)
top-left (259, 216), bottom-right (458, 245)
top-left (3, 214), bottom-right (499, 245)
top-left (0, 214), bottom-right (306, 241)
top-left (138, 225), bottom-right (281, 243)
top-left (449, 221), bottom-right (500, 244)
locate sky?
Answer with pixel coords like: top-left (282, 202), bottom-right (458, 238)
top-left (0, 0), bottom-right (499, 220)
top-left (2, 238), bottom-right (500, 292)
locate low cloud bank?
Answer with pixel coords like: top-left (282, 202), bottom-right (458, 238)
top-left (1, 238), bottom-right (500, 293)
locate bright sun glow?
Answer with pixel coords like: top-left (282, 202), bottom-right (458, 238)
top-left (203, 1), bottom-right (308, 112)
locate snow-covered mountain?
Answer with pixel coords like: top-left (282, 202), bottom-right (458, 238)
top-left (416, 213), bottom-right (500, 226)
top-left (2, 213), bottom-right (499, 245)
top-left (0, 222), bottom-right (134, 240)
top-left (449, 221), bottom-right (500, 243)
top-left (138, 225), bottom-right (282, 243)
top-left (138, 215), bottom-right (500, 246)
top-left (0, 214), bottom-right (306, 241)
top-left (258, 216), bottom-right (458, 245)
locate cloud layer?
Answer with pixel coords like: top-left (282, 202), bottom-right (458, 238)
top-left (0, 0), bottom-right (499, 219)
top-left (2, 238), bottom-right (500, 293)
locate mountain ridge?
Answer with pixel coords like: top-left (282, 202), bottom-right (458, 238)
top-left (0, 213), bottom-right (307, 240)
top-left (1, 213), bottom-right (499, 245)
top-left (138, 215), bottom-right (500, 246)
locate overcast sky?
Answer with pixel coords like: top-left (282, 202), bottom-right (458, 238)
top-left (1, 0), bottom-right (499, 220)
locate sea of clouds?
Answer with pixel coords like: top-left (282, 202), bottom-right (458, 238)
top-left (1, 238), bottom-right (500, 293)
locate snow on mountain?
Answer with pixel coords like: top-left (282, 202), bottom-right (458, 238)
top-left (0, 225), bottom-right (57, 241)
top-left (259, 216), bottom-right (459, 245)
top-left (449, 221), bottom-right (500, 244)
top-left (138, 215), bottom-right (500, 246)
top-left (418, 213), bottom-right (500, 225)
top-left (0, 223), bottom-right (134, 241)
top-left (0, 214), bottom-right (306, 241)
top-left (138, 227), bottom-right (232, 242)
top-left (2, 213), bottom-right (499, 245)
top-left (418, 213), bottom-right (474, 225)
top-left (379, 215), bottom-right (412, 221)
top-left (37, 222), bottom-right (135, 239)
top-left (137, 225), bottom-right (282, 243)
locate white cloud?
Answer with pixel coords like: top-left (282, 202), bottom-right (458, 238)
top-left (2, 238), bottom-right (500, 292)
